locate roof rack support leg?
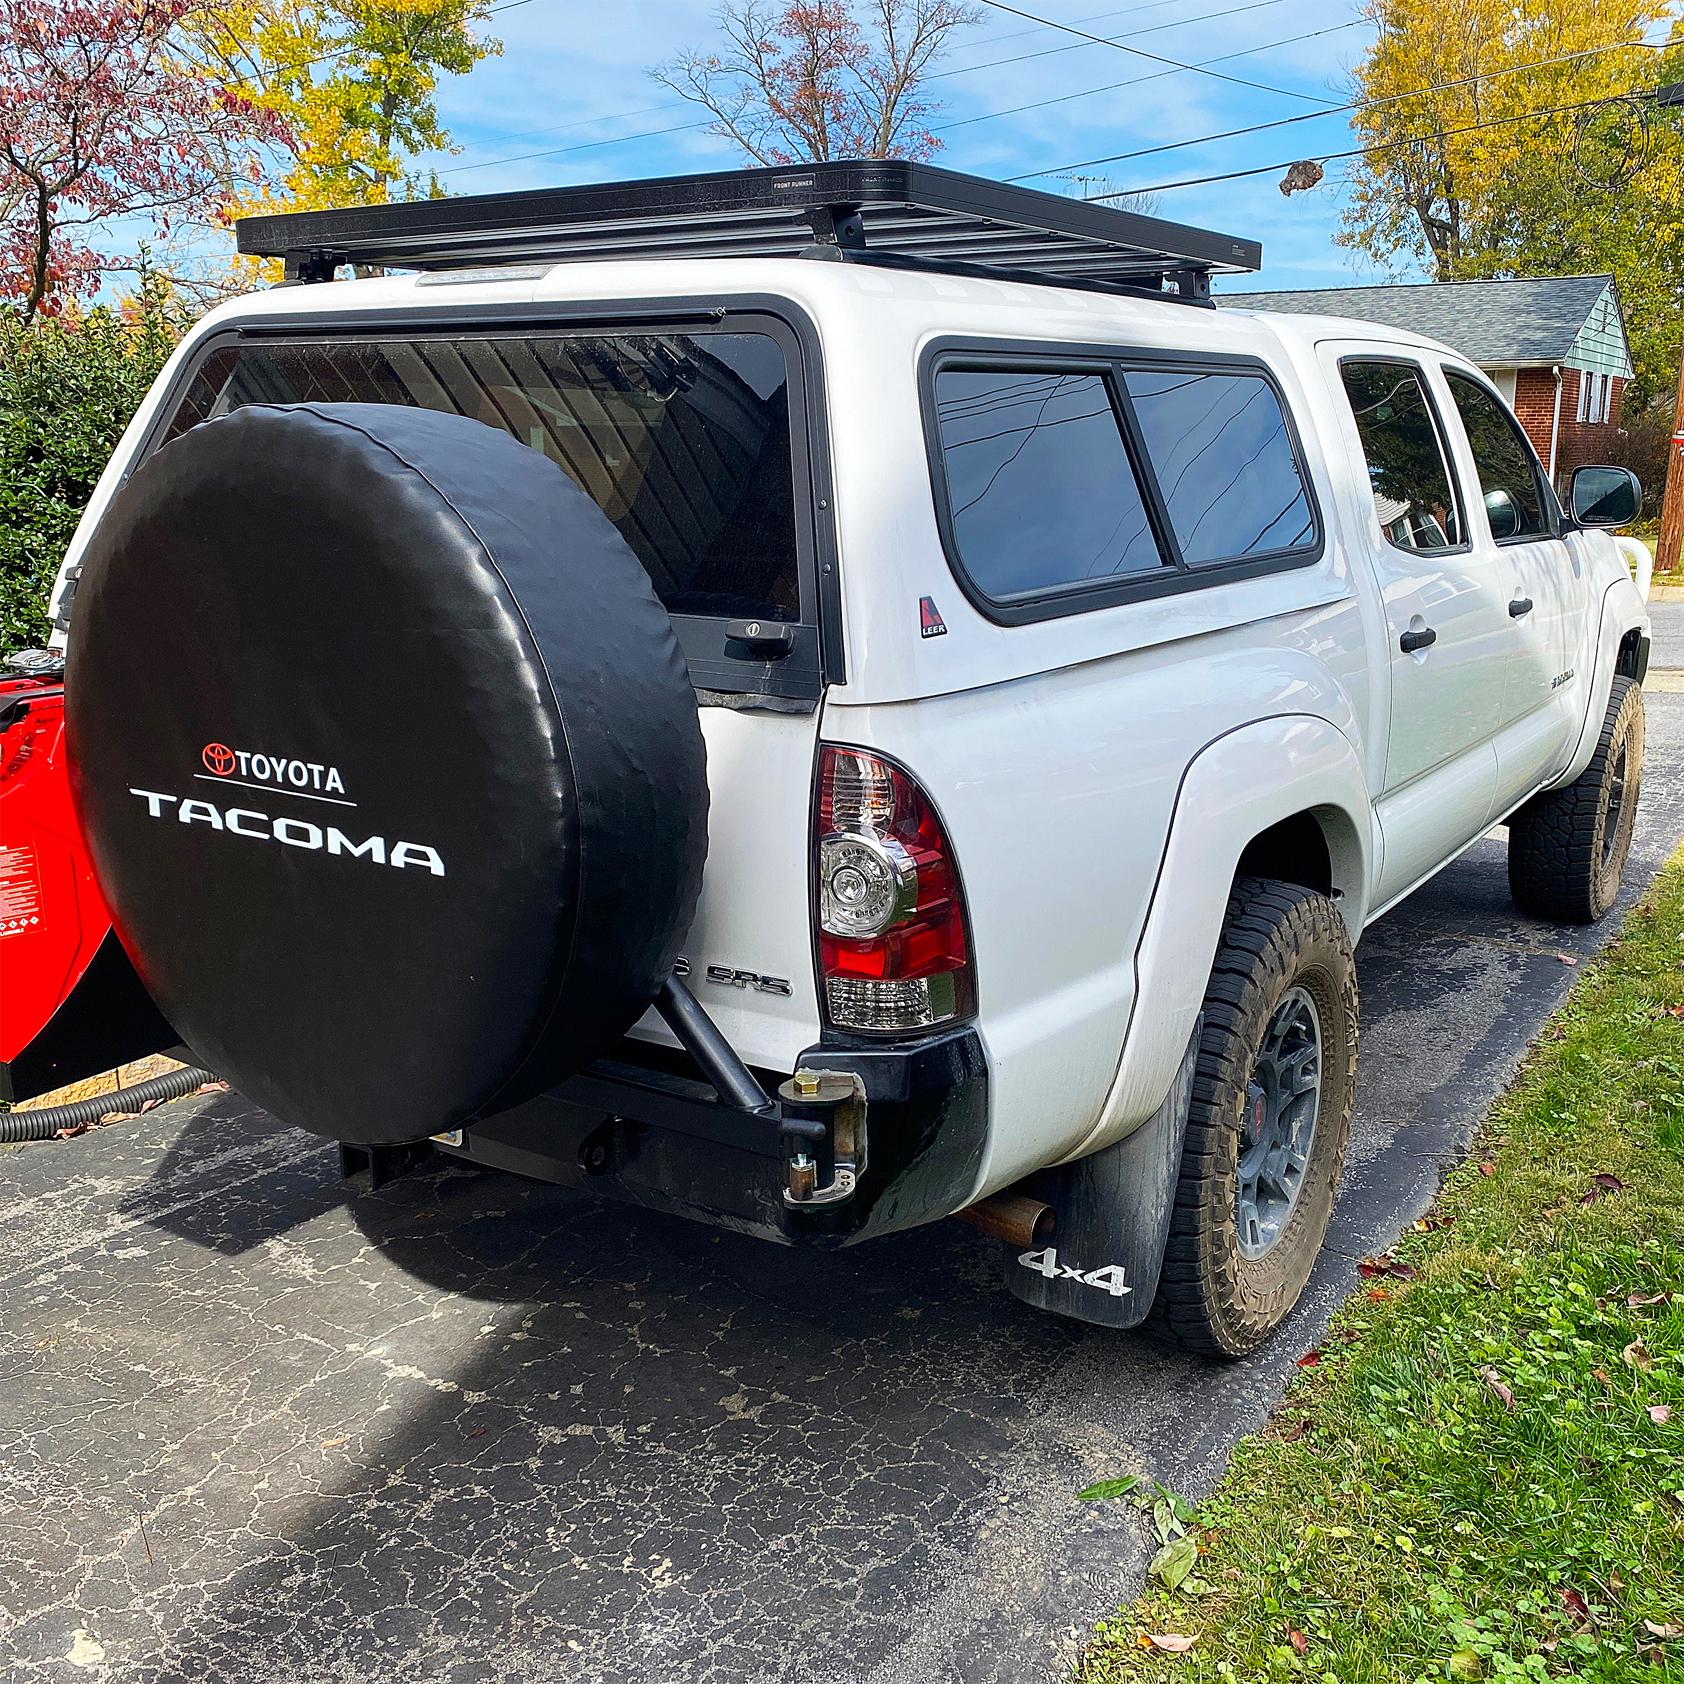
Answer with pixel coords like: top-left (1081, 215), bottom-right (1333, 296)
top-left (800, 203), bottom-right (867, 261)
top-left (1167, 265), bottom-right (1213, 305)
top-left (284, 248), bottom-right (343, 285)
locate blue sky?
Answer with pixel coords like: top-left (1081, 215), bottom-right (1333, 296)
top-left (411, 0), bottom-right (1389, 292)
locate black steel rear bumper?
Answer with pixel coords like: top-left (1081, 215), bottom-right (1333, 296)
top-left (436, 1020), bottom-right (989, 1248)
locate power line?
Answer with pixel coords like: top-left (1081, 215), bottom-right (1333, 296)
top-left (1009, 34), bottom-right (1659, 179)
top-left (942, 0), bottom-right (1201, 59)
top-left (1094, 86), bottom-right (1653, 197)
top-left (424, 99), bottom-right (690, 157)
top-left (967, 0), bottom-right (1329, 103)
top-left (427, 0), bottom-right (1178, 160)
top-left (442, 118), bottom-right (712, 175)
top-left (440, 0), bottom-right (1348, 177)
top-left (431, 0), bottom-right (1266, 163)
top-left (433, 5), bottom-right (1667, 198)
top-left (939, 18), bottom-right (1366, 132)
top-left (930, 0), bottom-right (1293, 81)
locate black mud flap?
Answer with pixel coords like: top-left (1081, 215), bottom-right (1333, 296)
top-left (1005, 1018), bottom-right (1200, 1330)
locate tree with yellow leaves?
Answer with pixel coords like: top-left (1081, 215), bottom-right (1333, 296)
top-left (1339, 0), bottom-right (1684, 401)
top-left (188, 0), bottom-right (500, 227)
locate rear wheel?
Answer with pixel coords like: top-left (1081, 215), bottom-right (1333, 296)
top-left (1152, 878), bottom-right (1358, 1358)
top-left (1508, 677), bottom-right (1644, 925)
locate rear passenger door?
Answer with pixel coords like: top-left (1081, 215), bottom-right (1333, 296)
top-left (1437, 366), bottom-right (1581, 813)
top-left (1330, 352), bottom-right (1508, 903)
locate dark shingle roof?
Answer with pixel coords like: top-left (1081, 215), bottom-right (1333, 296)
top-left (1217, 274), bottom-right (1618, 367)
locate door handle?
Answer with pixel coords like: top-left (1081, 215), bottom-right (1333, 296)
top-left (1399, 626), bottom-right (1437, 654)
top-left (1509, 596), bottom-right (1534, 618)
top-left (724, 618), bottom-right (796, 659)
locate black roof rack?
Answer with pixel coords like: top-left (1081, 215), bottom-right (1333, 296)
top-left (234, 159), bottom-right (1260, 303)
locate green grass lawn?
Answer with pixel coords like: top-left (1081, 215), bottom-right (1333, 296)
top-left (1081, 852), bottom-right (1684, 1683)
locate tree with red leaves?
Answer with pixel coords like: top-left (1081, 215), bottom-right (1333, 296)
top-left (654, 0), bottom-right (980, 165)
top-left (0, 0), bottom-right (283, 319)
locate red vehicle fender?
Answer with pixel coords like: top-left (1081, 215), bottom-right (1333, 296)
top-left (0, 675), bottom-right (107, 1059)
top-left (1, 665), bottom-right (174, 1102)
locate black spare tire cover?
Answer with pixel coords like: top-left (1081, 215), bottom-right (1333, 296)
top-left (67, 403), bottom-right (708, 1145)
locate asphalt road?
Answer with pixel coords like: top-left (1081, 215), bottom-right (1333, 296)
top-left (3, 681), bottom-right (1682, 1684)
top-left (1648, 597), bottom-right (1684, 670)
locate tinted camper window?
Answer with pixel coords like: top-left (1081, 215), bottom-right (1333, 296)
top-left (166, 330), bottom-right (803, 624)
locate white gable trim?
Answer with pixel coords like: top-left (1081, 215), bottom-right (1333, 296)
top-left (1564, 279), bottom-right (1635, 380)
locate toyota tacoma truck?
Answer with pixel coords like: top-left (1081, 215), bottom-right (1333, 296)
top-left (0, 162), bottom-right (1651, 1356)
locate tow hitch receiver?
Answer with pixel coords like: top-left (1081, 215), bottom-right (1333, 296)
top-left (333, 978), bottom-right (884, 1220)
top-left (374, 995), bottom-right (982, 1246)
top-left (778, 1070), bottom-right (867, 1208)
top-left (651, 974), bottom-right (870, 1210)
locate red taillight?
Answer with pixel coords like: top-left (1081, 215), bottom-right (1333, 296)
top-left (814, 746), bottom-right (973, 1034)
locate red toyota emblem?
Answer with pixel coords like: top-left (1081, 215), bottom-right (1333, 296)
top-left (202, 743), bottom-right (236, 776)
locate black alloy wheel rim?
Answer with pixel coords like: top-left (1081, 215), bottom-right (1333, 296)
top-left (1602, 740), bottom-right (1630, 871)
top-left (1236, 986), bottom-right (1323, 1260)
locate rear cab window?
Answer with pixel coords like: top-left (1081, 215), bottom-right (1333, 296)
top-left (924, 343), bottom-right (1320, 624)
top-left (156, 315), bottom-right (820, 699)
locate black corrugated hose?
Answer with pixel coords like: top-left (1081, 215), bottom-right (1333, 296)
top-left (0, 1066), bottom-right (217, 1143)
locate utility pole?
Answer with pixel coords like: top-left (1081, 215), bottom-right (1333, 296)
top-left (1649, 85), bottom-right (1684, 574)
top-left (1659, 348), bottom-right (1684, 575)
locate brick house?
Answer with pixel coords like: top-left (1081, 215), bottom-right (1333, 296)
top-left (1220, 275), bottom-right (1633, 489)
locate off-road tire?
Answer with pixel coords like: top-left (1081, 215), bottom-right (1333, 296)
top-left (1508, 677), bottom-right (1644, 925)
top-left (1152, 878), bottom-right (1358, 1359)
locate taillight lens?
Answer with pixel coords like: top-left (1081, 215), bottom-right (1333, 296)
top-left (815, 746), bottom-right (973, 1035)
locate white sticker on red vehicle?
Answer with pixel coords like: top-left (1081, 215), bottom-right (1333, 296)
top-left (0, 842), bottom-right (43, 934)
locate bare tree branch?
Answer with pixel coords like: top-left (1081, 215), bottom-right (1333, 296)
top-left (653, 0), bottom-right (979, 166)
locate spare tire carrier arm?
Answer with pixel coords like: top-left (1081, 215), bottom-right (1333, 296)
top-left (653, 976), bottom-right (863, 1209)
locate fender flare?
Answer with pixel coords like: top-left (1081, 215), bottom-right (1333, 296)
top-left (1616, 534), bottom-right (1652, 605)
top-left (1551, 572), bottom-right (1650, 792)
top-left (1059, 712), bottom-right (1373, 1164)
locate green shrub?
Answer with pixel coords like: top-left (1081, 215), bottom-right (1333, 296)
top-left (1604, 405), bottom-right (1674, 524)
top-left (0, 275), bottom-right (188, 655)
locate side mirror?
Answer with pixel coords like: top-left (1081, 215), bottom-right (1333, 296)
top-left (1484, 487), bottom-right (1519, 541)
top-left (1570, 464), bottom-right (1641, 528)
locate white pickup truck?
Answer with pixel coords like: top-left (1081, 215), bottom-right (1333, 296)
top-left (30, 162), bottom-right (1650, 1356)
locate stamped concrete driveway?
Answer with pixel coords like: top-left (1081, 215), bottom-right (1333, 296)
top-left (3, 683), bottom-right (1681, 1684)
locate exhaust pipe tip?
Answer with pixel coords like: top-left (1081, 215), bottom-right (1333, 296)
top-left (957, 1192), bottom-right (1055, 1250)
